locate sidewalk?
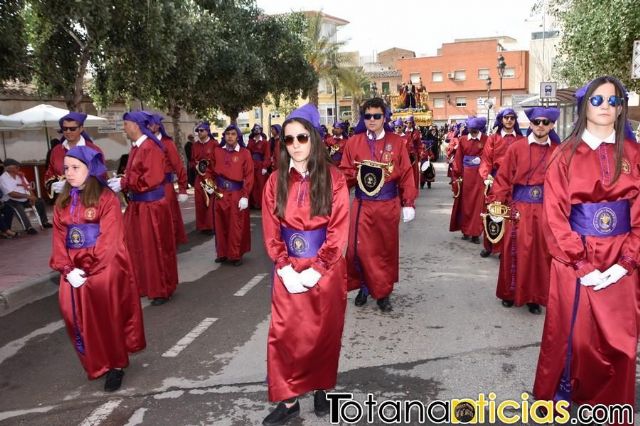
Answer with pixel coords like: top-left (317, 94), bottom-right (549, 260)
top-left (0, 192), bottom-right (197, 316)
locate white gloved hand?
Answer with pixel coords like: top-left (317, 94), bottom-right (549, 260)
top-left (277, 265), bottom-right (308, 294)
top-left (52, 180), bottom-right (66, 193)
top-left (107, 177), bottom-right (122, 193)
top-left (402, 207), bottom-right (415, 223)
top-left (420, 160), bottom-right (431, 172)
top-left (66, 268), bottom-right (87, 288)
top-left (238, 197), bottom-right (249, 211)
top-left (594, 264), bottom-right (628, 291)
top-left (484, 179), bottom-right (493, 187)
top-left (489, 214), bottom-right (504, 223)
top-left (471, 157), bottom-right (481, 165)
top-left (579, 269), bottom-right (604, 287)
top-left (204, 186), bottom-right (215, 195)
top-left (177, 193), bottom-right (188, 203)
top-left (299, 267), bottom-right (322, 288)
top-left (261, 168), bottom-right (268, 175)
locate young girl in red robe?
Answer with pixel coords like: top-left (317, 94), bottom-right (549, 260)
top-left (50, 146), bottom-right (145, 392)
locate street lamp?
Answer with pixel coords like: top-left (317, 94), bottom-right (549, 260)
top-left (497, 54), bottom-right (506, 107)
top-left (486, 76), bottom-right (492, 124)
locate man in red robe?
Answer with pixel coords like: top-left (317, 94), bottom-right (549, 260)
top-left (487, 107), bottom-right (560, 315)
top-left (45, 112), bottom-right (103, 198)
top-left (478, 108), bottom-right (525, 257)
top-left (246, 124), bottom-right (270, 209)
top-left (339, 98), bottom-right (417, 312)
top-left (268, 124), bottom-right (282, 172)
top-left (190, 122), bottom-right (217, 234)
top-left (404, 116), bottom-right (422, 190)
top-left (210, 125), bottom-right (254, 266)
top-left (449, 117), bottom-right (487, 243)
top-left (326, 121), bottom-right (348, 164)
top-left (108, 111), bottom-right (178, 306)
top-left (147, 112), bottom-right (188, 245)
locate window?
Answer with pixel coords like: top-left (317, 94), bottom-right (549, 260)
top-left (381, 81), bottom-right (390, 94)
top-left (410, 73), bottom-right (421, 84)
top-left (433, 98), bottom-right (445, 109)
top-left (454, 70), bottom-right (466, 81)
top-left (503, 68), bottom-right (515, 78)
top-left (432, 72), bottom-right (443, 82)
top-left (455, 97), bottom-right (467, 107)
top-left (502, 96), bottom-right (513, 106)
top-left (478, 68), bottom-right (490, 80)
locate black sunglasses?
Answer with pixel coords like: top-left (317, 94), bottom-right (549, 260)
top-left (364, 113), bottom-right (383, 120)
top-left (589, 95), bottom-right (623, 107)
top-left (531, 118), bottom-right (551, 126)
top-left (61, 126), bottom-right (79, 132)
top-left (284, 133), bottom-right (310, 145)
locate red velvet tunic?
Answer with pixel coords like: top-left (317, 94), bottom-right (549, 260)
top-left (122, 138), bottom-right (178, 299)
top-left (160, 135), bottom-right (187, 244)
top-left (270, 137), bottom-right (281, 171)
top-left (50, 190), bottom-right (146, 379)
top-left (534, 138), bottom-right (640, 407)
top-left (339, 132), bottom-right (417, 299)
top-left (45, 140), bottom-right (103, 181)
top-left (406, 129), bottom-right (422, 189)
top-left (262, 166), bottom-right (349, 402)
top-left (488, 139), bottom-right (556, 306)
top-left (325, 136), bottom-right (347, 164)
top-left (246, 135), bottom-right (271, 208)
top-left (449, 134), bottom-right (487, 237)
top-left (211, 145), bottom-right (254, 260)
top-left (190, 138), bottom-right (217, 231)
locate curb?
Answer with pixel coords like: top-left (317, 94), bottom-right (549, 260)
top-left (0, 272), bottom-right (59, 317)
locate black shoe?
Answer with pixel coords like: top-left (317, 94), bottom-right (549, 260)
top-left (314, 390), bottom-right (330, 417)
top-left (26, 228), bottom-right (38, 235)
top-left (461, 234), bottom-right (469, 240)
top-left (377, 297), bottom-right (393, 312)
top-left (200, 230), bottom-right (214, 235)
top-left (214, 257), bottom-right (227, 263)
top-left (104, 369), bottom-right (124, 392)
top-left (42, 222), bottom-right (53, 229)
top-left (527, 303), bottom-right (542, 315)
top-left (354, 289), bottom-right (367, 306)
top-left (420, 183), bottom-right (425, 189)
top-left (470, 236), bottom-right (480, 244)
top-left (231, 259), bottom-right (243, 267)
top-left (427, 182), bottom-right (431, 188)
top-left (501, 299), bottom-right (514, 308)
top-left (479, 249), bottom-right (491, 258)
top-left (262, 400), bottom-right (300, 426)
top-left (151, 297), bottom-right (169, 306)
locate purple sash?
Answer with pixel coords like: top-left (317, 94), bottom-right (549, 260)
top-left (128, 185), bottom-right (165, 202)
top-left (331, 152), bottom-right (343, 163)
top-left (463, 155), bottom-right (480, 167)
top-left (66, 223), bottom-right (100, 249)
top-left (215, 176), bottom-right (243, 192)
top-left (251, 152), bottom-right (264, 162)
top-left (165, 172), bottom-right (175, 184)
top-left (355, 181), bottom-right (398, 201)
top-left (569, 200), bottom-right (630, 237)
top-left (512, 184), bottom-right (544, 204)
top-left (280, 226), bottom-right (327, 258)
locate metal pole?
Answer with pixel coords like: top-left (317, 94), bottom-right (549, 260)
top-left (334, 81), bottom-right (338, 124)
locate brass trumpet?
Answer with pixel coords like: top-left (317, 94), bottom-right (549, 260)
top-left (480, 201), bottom-right (520, 244)
top-left (354, 159), bottom-right (394, 177)
top-left (480, 201), bottom-right (520, 221)
top-left (201, 178), bottom-right (223, 207)
top-left (329, 144), bottom-right (340, 156)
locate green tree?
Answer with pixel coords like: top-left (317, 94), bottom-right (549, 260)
top-left (338, 67), bottom-right (370, 123)
top-left (543, 0), bottom-right (640, 92)
top-left (0, 0), bottom-right (31, 82)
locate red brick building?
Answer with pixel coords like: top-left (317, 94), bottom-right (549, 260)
top-left (396, 37), bottom-right (529, 124)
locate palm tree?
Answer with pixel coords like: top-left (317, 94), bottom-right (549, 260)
top-left (336, 67), bottom-right (370, 124)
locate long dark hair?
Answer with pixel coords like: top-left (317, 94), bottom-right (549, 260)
top-left (56, 176), bottom-right (105, 210)
top-left (275, 117), bottom-right (333, 219)
top-left (554, 76), bottom-right (629, 183)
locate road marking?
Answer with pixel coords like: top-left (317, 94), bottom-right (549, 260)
top-left (0, 405), bottom-right (57, 422)
top-left (234, 274), bottom-right (268, 296)
top-left (0, 320), bottom-right (64, 366)
top-left (79, 400), bottom-right (122, 426)
top-left (162, 318), bottom-right (218, 358)
top-left (124, 408), bottom-right (147, 426)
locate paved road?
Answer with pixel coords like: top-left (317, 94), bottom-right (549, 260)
top-left (1, 163), bottom-right (637, 425)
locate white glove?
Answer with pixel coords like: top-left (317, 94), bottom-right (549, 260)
top-left (107, 177), bottom-right (122, 193)
top-left (205, 186), bottom-right (215, 195)
top-left (52, 180), bottom-right (66, 193)
top-left (177, 193), bottom-right (188, 203)
top-left (471, 157), bottom-right (481, 165)
top-left (277, 265), bottom-right (308, 294)
top-left (484, 179), bottom-right (493, 187)
top-left (420, 160), bottom-right (431, 172)
top-left (238, 197), bottom-right (249, 211)
top-left (261, 168), bottom-right (268, 175)
top-left (402, 207), bottom-right (415, 223)
top-left (594, 264), bottom-right (628, 291)
top-left (66, 268), bottom-right (87, 288)
top-left (489, 214), bottom-right (504, 223)
top-left (580, 269), bottom-right (604, 287)
top-left (299, 267), bottom-right (322, 288)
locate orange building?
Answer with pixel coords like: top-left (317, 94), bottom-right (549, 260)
top-left (396, 37), bottom-right (529, 124)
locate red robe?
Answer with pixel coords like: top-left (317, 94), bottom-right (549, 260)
top-left (488, 139), bottom-right (556, 306)
top-left (211, 145), bottom-right (254, 260)
top-left (160, 135), bottom-right (188, 245)
top-left (339, 131), bottom-right (417, 299)
top-left (50, 190), bottom-right (145, 379)
top-left (262, 166), bottom-right (349, 402)
top-left (190, 138), bottom-right (217, 231)
top-left (326, 136), bottom-right (347, 164)
top-left (449, 134), bottom-right (487, 236)
top-left (534, 138), bottom-right (640, 407)
top-left (246, 135), bottom-right (271, 208)
top-left (270, 137), bottom-right (281, 171)
top-left (479, 131), bottom-right (525, 253)
top-left (45, 139), bottom-right (103, 182)
top-left (406, 128), bottom-right (422, 189)
top-left (122, 137), bottom-right (178, 299)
